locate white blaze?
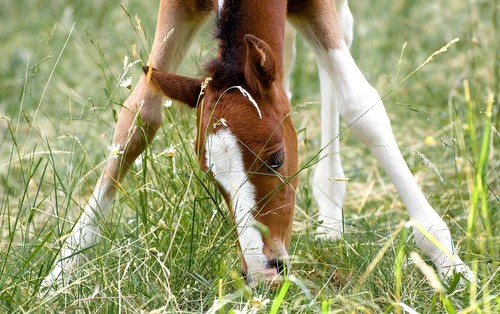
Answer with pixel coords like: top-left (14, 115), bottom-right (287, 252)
top-left (205, 129), bottom-right (267, 276)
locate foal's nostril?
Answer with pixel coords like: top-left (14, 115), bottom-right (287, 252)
top-left (240, 257), bottom-right (290, 285)
top-left (267, 257), bottom-right (290, 276)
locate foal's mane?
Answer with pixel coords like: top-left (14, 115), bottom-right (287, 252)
top-left (204, 0), bottom-right (246, 90)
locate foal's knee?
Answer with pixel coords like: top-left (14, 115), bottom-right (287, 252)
top-left (113, 76), bottom-right (165, 167)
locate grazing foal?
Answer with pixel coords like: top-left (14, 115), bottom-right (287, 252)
top-left (42, 0), bottom-right (472, 288)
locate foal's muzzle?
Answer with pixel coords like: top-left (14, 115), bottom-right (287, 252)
top-left (241, 256), bottom-right (290, 285)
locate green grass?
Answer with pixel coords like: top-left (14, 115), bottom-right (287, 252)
top-left (1, 0), bottom-right (499, 312)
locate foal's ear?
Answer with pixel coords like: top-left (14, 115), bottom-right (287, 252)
top-left (244, 34), bottom-right (277, 93)
top-left (143, 66), bottom-right (203, 108)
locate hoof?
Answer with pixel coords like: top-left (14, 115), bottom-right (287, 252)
top-left (315, 225), bottom-right (343, 240)
top-left (436, 258), bottom-right (475, 284)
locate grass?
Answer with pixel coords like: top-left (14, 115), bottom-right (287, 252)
top-left (1, 0), bottom-right (499, 312)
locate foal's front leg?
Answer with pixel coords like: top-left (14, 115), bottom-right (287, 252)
top-left (288, 0), bottom-right (473, 280)
top-left (41, 0), bottom-right (212, 291)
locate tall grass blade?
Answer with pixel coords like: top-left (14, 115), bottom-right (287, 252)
top-left (269, 277), bottom-right (291, 314)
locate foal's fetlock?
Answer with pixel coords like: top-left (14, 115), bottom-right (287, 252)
top-left (436, 257), bottom-right (475, 284)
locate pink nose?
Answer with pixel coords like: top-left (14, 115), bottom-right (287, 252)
top-left (242, 257), bottom-right (290, 286)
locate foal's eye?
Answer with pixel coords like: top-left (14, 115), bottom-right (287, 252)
top-left (267, 149), bottom-right (284, 171)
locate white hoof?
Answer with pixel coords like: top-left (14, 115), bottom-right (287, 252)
top-left (39, 269), bottom-right (64, 297)
top-left (315, 222), bottom-right (343, 240)
top-left (39, 253), bottom-right (76, 297)
top-left (435, 257), bottom-right (475, 284)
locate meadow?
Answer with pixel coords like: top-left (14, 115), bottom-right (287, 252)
top-left (0, 0), bottom-right (498, 312)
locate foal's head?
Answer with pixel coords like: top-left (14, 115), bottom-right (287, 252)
top-left (145, 34), bottom-right (298, 283)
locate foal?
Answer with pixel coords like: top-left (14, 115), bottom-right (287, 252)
top-left (42, 0), bottom-right (472, 288)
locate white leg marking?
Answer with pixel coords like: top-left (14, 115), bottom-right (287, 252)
top-left (314, 63), bottom-right (345, 239)
top-left (41, 181), bottom-right (114, 290)
top-left (205, 129), bottom-right (268, 280)
top-left (335, 0), bottom-right (354, 48)
top-left (316, 43), bottom-right (472, 279)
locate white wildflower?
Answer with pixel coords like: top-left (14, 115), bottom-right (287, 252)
top-left (165, 146), bottom-right (175, 158)
top-left (120, 76), bottom-right (132, 89)
top-left (164, 99), bottom-right (173, 108)
top-left (108, 143), bottom-right (123, 159)
top-left (250, 296), bottom-right (270, 312)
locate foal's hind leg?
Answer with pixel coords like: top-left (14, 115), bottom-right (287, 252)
top-left (288, 0), bottom-right (473, 279)
top-left (312, 0), bottom-right (354, 238)
top-left (312, 63), bottom-right (346, 239)
top-left (283, 1), bottom-right (353, 238)
top-left (41, 0), bottom-right (212, 290)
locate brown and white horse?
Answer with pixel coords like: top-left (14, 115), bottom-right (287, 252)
top-left (42, 0), bottom-right (472, 288)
